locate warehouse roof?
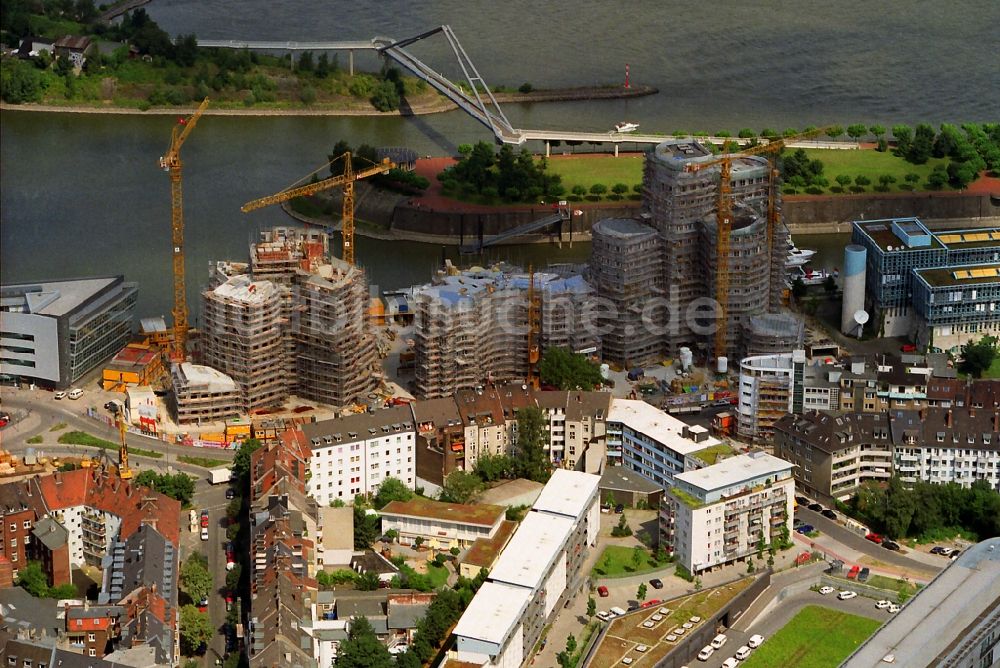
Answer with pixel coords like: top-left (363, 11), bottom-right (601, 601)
top-left (487, 512), bottom-right (573, 590)
top-left (531, 469), bottom-right (600, 520)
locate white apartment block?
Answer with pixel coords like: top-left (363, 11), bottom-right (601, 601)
top-left (609, 399), bottom-right (722, 487)
top-left (662, 452), bottom-right (795, 574)
top-left (300, 406), bottom-right (416, 506)
top-left (449, 470), bottom-right (600, 668)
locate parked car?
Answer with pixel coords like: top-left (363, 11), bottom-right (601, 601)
top-left (621, 658), bottom-right (633, 665)
top-left (225, 487), bottom-right (235, 500)
top-left (793, 519), bottom-right (805, 529)
top-left (808, 503), bottom-right (823, 512)
top-left (735, 645), bottom-right (752, 660)
top-left (54, 391), bottom-right (67, 400)
top-left (67, 388), bottom-right (83, 400)
top-left (614, 504), bottom-right (625, 514)
top-left (930, 546), bottom-right (947, 555)
top-left (596, 611), bottom-right (611, 621)
top-left (609, 606), bottom-right (626, 617)
top-left (627, 602), bottom-right (639, 611)
top-left (721, 658), bottom-right (739, 668)
top-left (818, 586), bottom-right (835, 595)
top-left (795, 495), bottom-right (809, 505)
top-left (847, 565), bottom-right (860, 580)
top-left (796, 524), bottom-right (814, 534)
top-left (597, 586), bottom-right (609, 597)
top-left (710, 634), bottom-right (728, 650)
top-left (882, 540), bottom-right (901, 551)
top-left (747, 634), bottom-right (764, 649)
top-left (197, 597), bottom-right (208, 612)
top-left (888, 603), bottom-right (901, 613)
top-left (200, 527), bottom-right (209, 541)
top-left (858, 567), bottom-right (870, 583)
top-left (200, 511), bottom-right (209, 528)
top-left (875, 600), bottom-right (891, 609)
top-left (900, 343), bottom-right (917, 353)
top-left (697, 646), bottom-right (714, 661)
top-left (821, 509), bottom-right (838, 520)
top-left (865, 533), bottom-right (883, 544)
top-left (838, 590), bottom-right (858, 600)
top-left (649, 578), bottom-right (664, 589)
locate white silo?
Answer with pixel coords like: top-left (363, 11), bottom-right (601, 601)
top-left (841, 244), bottom-right (868, 335)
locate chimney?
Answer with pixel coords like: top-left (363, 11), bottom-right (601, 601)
top-left (970, 406), bottom-right (976, 418)
top-left (946, 410), bottom-right (953, 428)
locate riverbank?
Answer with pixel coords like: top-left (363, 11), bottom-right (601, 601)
top-left (0, 83), bottom-right (656, 117)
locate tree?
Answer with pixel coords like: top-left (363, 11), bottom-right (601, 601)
top-left (225, 563), bottom-right (241, 593)
top-left (316, 53), bottom-right (331, 78)
top-left (631, 546), bottom-right (644, 571)
top-left (825, 125), bottom-right (844, 141)
top-left (959, 336), bottom-right (998, 378)
top-left (514, 407), bottom-right (551, 482)
top-left (566, 634), bottom-right (578, 655)
top-left (15, 561), bottom-right (50, 598)
top-left (0, 60), bottom-right (44, 104)
top-left (833, 173), bottom-right (852, 192)
top-left (231, 438), bottom-right (261, 482)
top-left (927, 171), bottom-right (948, 189)
top-left (134, 470), bottom-right (195, 506)
top-left (737, 128), bottom-right (756, 138)
top-left (878, 174), bottom-right (897, 191)
top-left (474, 453), bottom-right (515, 482)
top-left (905, 173), bottom-right (921, 188)
top-left (357, 571), bottom-right (381, 591)
top-left (337, 616), bottom-right (394, 668)
top-left (791, 277), bottom-right (807, 301)
top-left (354, 506), bottom-right (381, 549)
top-left (539, 346), bottom-right (603, 391)
top-left (846, 124), bottom-right (868, 141)
top-left (370, 79), bottom-right (400, 112)
top-left (179, 605), bottom-right (212, 655)
top-left (694, 576), bottom-right (703, 590)
top-left (588, 183), bottom-right (607, 198)
top-left (636, 583), bottom-right (647, 602)
top-left (611, 182), bottom-right (629, 198)
top-left (906, 123), bottom-right (935, 164)
top-left (440, 470), bottom-right (484, 504)
top-left (611, 513), bottom-right (632, 537)
top-left (518, 82), bottom-right (533, 93)
top-left (869, 124), bottom-right (886, 140)
top-left (586, 596), bottom-right (596, 619)
top-left (297, 50), bottom-right (314, 73)
top-left (570, 184), bottom-right (587, 199)
top-left (756, 533), bottom-right (766, 560)
top-left (823, 275), bottom-right (837, 294)
top-left (373, 476), bottom-right (413, 509)
top-left (180, 554), bottom-right (212, 604)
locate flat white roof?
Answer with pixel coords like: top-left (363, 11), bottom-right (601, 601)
top-left (452, 581), bottom-right (532, 646)
top-left (842, 537), bottom-right (1000, 668)
top-left (674, 452), bottom-right (793, 492)
top-left (175, 362), bottom-right (238, 393)
top-left (487, 511), bottom-right (573, 590)
top-left (609, 399), bottom-right (719, 456)
top-left (531, 469), bottom-right (600, 519)
top-left (212, 274), bottom-right (279, 304)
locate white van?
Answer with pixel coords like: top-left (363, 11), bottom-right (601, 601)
top-left (609, 606), bottom-right (627, 617)
top-left (67, 388), bottom-right (83, 400)
top-left (697, 646), bottom-right (714, 661)
top-left (711, 634), bottom-right (728, 649)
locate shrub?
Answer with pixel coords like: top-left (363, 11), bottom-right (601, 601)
top-left (805, 186), bottom-right (823, 195)
top-left (518, 82), bottom-right (533, 93)
top-left (299, 85), bottom-right (316, 104)
top-left (370, 79), bottom-right (400, 111)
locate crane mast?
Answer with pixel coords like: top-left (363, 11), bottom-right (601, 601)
top-left (116, 411), bottom-right (132, 480)
top-left (159, 97), bottom-right (210, 361)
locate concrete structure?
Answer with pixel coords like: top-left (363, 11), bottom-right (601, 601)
top-left (589, 218), bottom-right (663, 366)
top-left (300, 406), bottom-right (416, 505)
top-left (379, 497), bottom-right (506, 550)
top-left (170, 362), bottom-right (241, 424)
top-left (199, 228), bottom-right (377, 413)
top-left (912, 263), bottom-right (1000, 352)
top-left (315, 506), bottom-right (354, 568)
top-left (597, 465), bottom-right (663, 508)
top-left (608, 399), bottom-right (721, 487)
top-left (737, 350), bottom-right (805, 443)
top-left (840, 244), bottom-right (868, 335)
top-left (412, 264), bottom-right (597, 398)
top-left (101, 343), bottom-right (164, 391)
top-left (450, 471), bottom-right (600, 668)
top-left (852, 218), bottom-right (1000, 343)
top-left (459, 519), bottom-right (517, 579)
top-left (0, 276), bottom-right (137, 389)
top-left (742, 312), bottom-right (805, 356)
top-left (662, 451), bottom-right (794, 574)
top-left (841, 536), bottom-right (1000, 668)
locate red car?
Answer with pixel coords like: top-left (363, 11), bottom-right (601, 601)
top-left (846, 565), bottom-right (860, 580)
top-left (900, 344), bottom-right (917, 353)
top-left (597, 586), bottom-right (609, 598)
top-left (865, 533), bottom-right (883, 544)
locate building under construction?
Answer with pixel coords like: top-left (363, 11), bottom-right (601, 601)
top-left (413, 264), bottom-right (598, 399)
top-left (188, 228), bottom-right (377, 415)
top-left (591, 140), bottom-right (792, 366)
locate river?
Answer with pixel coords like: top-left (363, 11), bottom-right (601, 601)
top-left (1, 1), bottom-right (996, 320)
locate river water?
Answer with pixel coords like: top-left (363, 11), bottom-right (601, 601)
top-left (2, 1), bottom-right (996, 320)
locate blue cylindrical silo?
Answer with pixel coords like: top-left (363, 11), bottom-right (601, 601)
top-left (841, 244), bottom-right (867, 334)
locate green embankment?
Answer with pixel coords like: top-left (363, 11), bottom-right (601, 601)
top-left (740, 605), bottom-right (882, 668)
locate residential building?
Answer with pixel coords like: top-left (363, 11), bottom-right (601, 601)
top-left (413, 397), bottom-right (467, 487)
top-left (841, 536), bottom-right (1000, 668)
top-left (170, 362), bottom-right (241, 425)
top-left (449, 470), bottom-right (600, 668)
top-left (315, 507), bottom-right (353, 568)
top-left (534, 390), bottom-right (611, 473)
top-left (852, 218), bottom-right (1000, 343)
top-left (737, 350), bottom-right (805, 443)
top-left (458, 520), bottom-right (517, 579)
top-left (609, 399), bottom-right (721, 487)
top-left (0, 276), bottom-right (138, 389)
top-left (662, 451), bottom-right (794, 574)
top-left (64, 604), bottom-right (124, 660)
top-left (31, 516), bottom-right (71, 587)
top-left (0, 633), bottom-right (123, 668)
top-left (0, 587), bottom-right (61, 642)
top-left (299, 406), bottom-right (416, 505)
top-left (379, 498), bottom-right (506, 550)
top-left (0, 482), bottom-right (37, 574)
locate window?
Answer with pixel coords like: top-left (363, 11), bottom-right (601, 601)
top-left (88, 633), bottom-right (96, 642)
top-left (88, 649), bottom-right (96, 657)
top-left (21, 521), bottom-right (29, 529)
top-left (8, 523), bottom-right (14, 532)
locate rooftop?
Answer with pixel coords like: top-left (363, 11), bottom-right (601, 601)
top-left (530, 469), bottom-right (600, 520)
top-left (599, 466), bottom-right (662, 494)
top-left (0, 276), bottom-right (122, 317)
top-left (609, 399), bottom-right (720, 455)
top-left (855, 218), bottom-right (943, 252)
top-left (173, 362), bottom-right (239, 394)
top-left (301, 405), bottom-right (414, 446)
top-left (487, 512), bottom-right (573, 589)
top-left (210, 274), bottom-right (280, 304)
top-left (452, 581), bottom-right (532, 646)
top-left (674, 451), bottom-right (793, 494)
top-left (915, 264), bottom-right (1000, 288)
top-left (462, 519), bottom-right (518, 569)
top-left (380, 497), bottom-right (506, 528)
top-left (841, 537), bottom-right (1000, 668)
top-left (592, 217), bottom-right (659, 240)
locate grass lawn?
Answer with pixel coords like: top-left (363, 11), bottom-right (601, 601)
top-left (177, 455), bottom-right (230, 468)
top-left (740, 605), bottom-right (882, 668)
top-left (798, 149), bottom-right (952, 193)
top-left (691, 442), bottom-right (736, 465)
top-left (592, 545), bottom-right (665, 578)
top-left (543, 154), bottom-right (644, 195)
top-left (57, 431), bottom-right (164, 459)
top-left (865, 574), bottom-right (921, 598)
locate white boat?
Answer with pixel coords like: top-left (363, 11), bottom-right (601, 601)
top-left (614, 122), bottom-right (639, 133)
top-left (788, 266), bottom-right (832, 286)
top-left (786, 246), bottom-right (817, 267)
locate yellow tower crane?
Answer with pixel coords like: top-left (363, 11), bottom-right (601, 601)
top-left (159, 97), bottom-right (210, 362)
top-left (241, 153), bottom-right (395, 265)
top-left (115, 411), bottom-right (132, 480)
top-left (526, 265), bottom-right (541, 390)
top-left (682, 127), bottom-right (831, 362)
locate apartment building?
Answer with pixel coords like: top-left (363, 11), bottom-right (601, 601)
top-left (0, 483), bottom-right (37, 575)
top-left (609, 399), bottom-right (722, 487)
top-left (300, 406), bottom-right (416, 505)
top-left (737, 350), bottom-right (805, 443)
top-left (379, 497), bottom-right (506, 550)
top-left (773, 412), bottom-right (897, 502)
top-left (449, 471), bottom-right (600, 668)
top-left (891, 407), bottom-right (1000, 489)
top-left (662, 451), bottom-right (794, 574)
top-left (170, 362), bottom-right (241, 425)
top-left (534, 390), bottom-right (612, 472)
top-left (912, 263), bottom-right (1000, 352)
